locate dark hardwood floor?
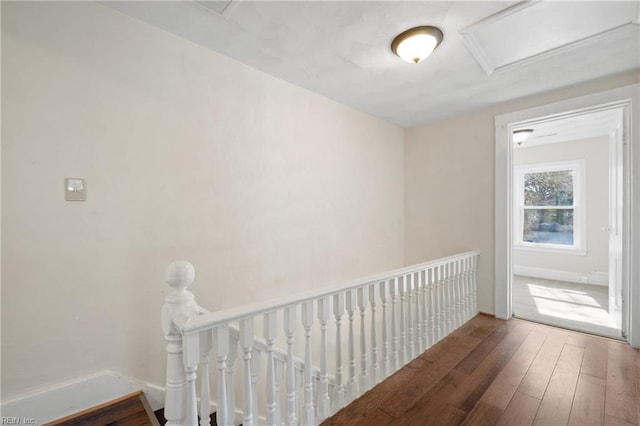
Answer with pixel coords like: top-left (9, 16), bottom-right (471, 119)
top-left (322, 314), bottom-right (640, 426)
top-left (44, 391), bottom-right (156, 425)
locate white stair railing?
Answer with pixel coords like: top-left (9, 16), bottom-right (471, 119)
top-left (162, 251), bottom-right (479, 426)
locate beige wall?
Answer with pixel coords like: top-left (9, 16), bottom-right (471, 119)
top-left (1, 2), bottom-right (404, 399)
top-left (513, 136), bottom-right (609, 278)
top-left (405, 70), bottom-right (639, 314)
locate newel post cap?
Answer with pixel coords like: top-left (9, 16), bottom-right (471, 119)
top-left (165, 260), bottom-right (195, 292)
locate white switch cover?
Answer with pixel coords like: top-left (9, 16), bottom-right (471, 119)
top-left (65, 178), bottom-right (86, 201)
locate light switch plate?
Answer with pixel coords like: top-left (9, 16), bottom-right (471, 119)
top-left (65, 178), bottom-right (86, 201)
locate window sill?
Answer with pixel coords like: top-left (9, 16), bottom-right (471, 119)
top-left (514, 244), bottom-right (587, 256)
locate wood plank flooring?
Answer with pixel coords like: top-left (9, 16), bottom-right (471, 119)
top-left (44, 391), bottom-right (158, 426)
top-left (322, 315), bottom-right (640, 426)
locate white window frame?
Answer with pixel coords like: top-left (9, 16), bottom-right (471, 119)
top-left (514, 160), bottom-right (586, 255)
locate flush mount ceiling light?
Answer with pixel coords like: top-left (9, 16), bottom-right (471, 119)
top-left (391, 26), bottom-right (444, 64)
top-left (513, 129), bottom-right (534, 145)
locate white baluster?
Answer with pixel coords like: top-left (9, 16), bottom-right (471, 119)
top-left (440, 264), bottom-right (448, 336)
top-left (226, 335), bottom-right (237, 424)
top-left (264, 311), bottom-right (277, 426)
top-left (463, 257), bottom-right (471, 322)
top-left (421, 270), bottom-right (429, 351)
top-left (213, 326), bottom-right (229, 426)
top-left (357, 286), bottom-right (369, 393)
top-left (183, 333), bottom-right (200, 426)
top-left (458, 259), bottom-right (465, 323)
top-left (274, 359), bottom-right (283, 426)
top-left (440, 264), bottom-right (448, 339)
top-left (446, 262), bottom-right (454, 333)
top-left (414, 272), bottom-right (423, 354)
top-left (435, 265), bottom-right (443, 342)
top-left (379, 280), bottom-right (389, 378)
top-left (452, 262), bottom-right (458, 328)
top-left (472, 255), bottom-right (478, 314)
top-left (447, 263), bottom-right (454, 333)
top-left (317, 297), bottom-right (330, 420)
top-left (295, 368), bottom-right (304, 417)
top-left (468, 257), bottom-right (473, 315)
top-left (164, 334), bottom-right (185, 426)
top-left (333, 293), bottom-right (345, 410)
top-left (301, 301), bottom-right (314, 426)
top-left (427, 268), bottom-right (436, 345)
top-left (283, 306), bottom-right (297, 426)
top-left (251, 348), bottom-right (260, 425)
top-left (465, 257), bottom-right (473, 320)
top-left (240, 318), bottom-right (255, 426)
top-left (200, 330), bottom-right (212, 426)
top-left (389, 278), bottom-right (398, 372)
top-left (162, 261), bottom-right (199, 426)
top-left (448, 261), bottom-right (456, 330)
top-left (406, 273), bottom-right (415, 359)
top-left (398, 276), bottom-right (407, 365)
top-left (368, 283), bottom-right (380, 383)
top-left (451, 260), bottom-right (459, 329)
top-left (452, 262), bottom-right (459, 330)
top-left (345, 290), bottom-right (357, 400)
top-left (455, 259), bottom-right (464, 327)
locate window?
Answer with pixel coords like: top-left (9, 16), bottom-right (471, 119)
top-left (515, 161), bottom-right (585, 253)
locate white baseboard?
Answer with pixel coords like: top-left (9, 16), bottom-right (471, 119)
top-left (590, 271), bottom-right (609, 286)
top-left (0, 372), bottom-right (164, 424)
top-left (514, 265), bottom-right (608, 286)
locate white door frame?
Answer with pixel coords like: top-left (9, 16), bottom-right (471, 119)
top-left (494, 83), bottom-right (640, 348)
top-left (609, 122), bottom-right (624, 331)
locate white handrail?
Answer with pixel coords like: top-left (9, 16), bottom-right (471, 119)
top-left (177, 250), bottom-right (479, 334)
top-left (162, 250), bottom-right (479, 426)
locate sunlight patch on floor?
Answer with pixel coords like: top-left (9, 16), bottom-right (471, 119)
top-left (531, 291), bottom-right (616, 327)
top-left (513, 275), bottom-right (621, 338)
top-left (527, 283), bottom-right (602, 307)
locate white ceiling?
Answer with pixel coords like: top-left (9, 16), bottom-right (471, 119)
top-left (104, 1), bottom-right (640, 128)
top-left (514, 107), bottom-right (622, 149)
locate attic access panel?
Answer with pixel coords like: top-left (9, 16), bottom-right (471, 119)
top-left (460, 1), bottom-right (640, 74)
top-left (194, 0), bottom-right (236, 18)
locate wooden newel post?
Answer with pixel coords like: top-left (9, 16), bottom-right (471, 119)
top-left (162, 261), bottom-right (199, 426)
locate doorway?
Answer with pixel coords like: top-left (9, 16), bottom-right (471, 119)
top-left (510, 108), bottom-right (623, 339)
top-left (493, 84), bottom-right (640, 347)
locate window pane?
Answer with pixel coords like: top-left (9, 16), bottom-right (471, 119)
top-left (524, 170), bottom-right (573, 206)
top-left (523, 209), bottom-right (574, 245)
